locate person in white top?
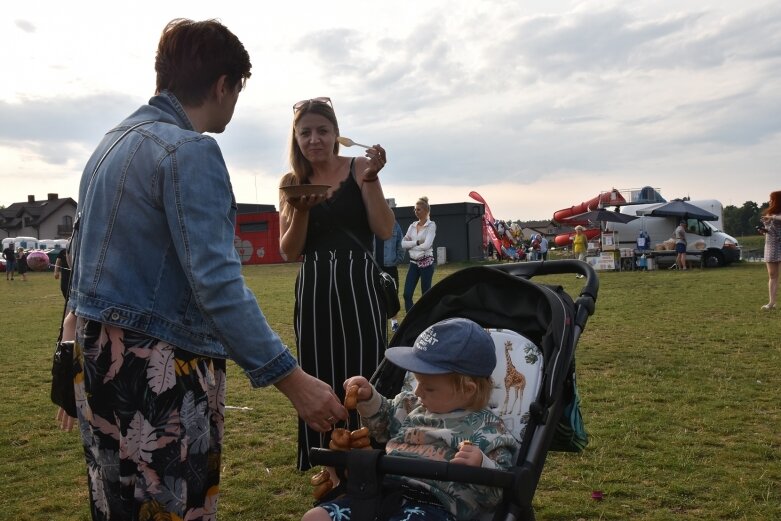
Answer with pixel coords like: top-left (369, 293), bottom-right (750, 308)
top-left (401, 196), bottom-right (437, 312)
top-left (674, 220), bottom-right (688, 271)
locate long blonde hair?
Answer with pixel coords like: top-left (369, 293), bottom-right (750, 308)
top-left (279, 101), bottom-right (341, 222)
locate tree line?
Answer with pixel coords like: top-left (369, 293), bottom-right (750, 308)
top-left (723, 201), bottom-right (768, 237)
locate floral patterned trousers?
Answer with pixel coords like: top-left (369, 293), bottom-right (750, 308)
top-left (75, 318), bottom-right (226, 521)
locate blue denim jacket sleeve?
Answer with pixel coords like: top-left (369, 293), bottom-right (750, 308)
top-left (161, 138), bottom-right (296, 387)
top-left (391, 222), bottom-right (405, 265)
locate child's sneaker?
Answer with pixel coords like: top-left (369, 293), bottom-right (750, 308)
top-left (391, 320), bottom-right (399, 333)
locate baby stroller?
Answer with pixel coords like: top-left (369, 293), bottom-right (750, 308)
top-left (310, 259), bottom-right (598, 521)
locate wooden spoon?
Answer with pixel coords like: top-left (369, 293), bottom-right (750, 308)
top-left (337, 136), bottom-right (370, 149)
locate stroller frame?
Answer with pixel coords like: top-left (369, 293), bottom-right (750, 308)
top-left (310, 259), bottom-right (599, 521)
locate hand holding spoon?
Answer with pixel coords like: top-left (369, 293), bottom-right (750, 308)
top-left (337, 136), bottom-right (370, 149)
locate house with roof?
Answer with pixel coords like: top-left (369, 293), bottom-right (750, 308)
top-left (1, 194), bottom-right (77, 240)
top-left (520, 220), bottom-right (561, 240)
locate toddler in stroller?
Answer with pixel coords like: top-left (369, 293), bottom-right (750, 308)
top-left (308, 260), bottom-right (598, 521)
top-left (303, 317), bottom-right (520, 521)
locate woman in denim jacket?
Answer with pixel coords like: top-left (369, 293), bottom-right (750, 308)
top-left (69, 19), bottom-right (346, 520)
top-left (377, 220), bottom-right (406, 331)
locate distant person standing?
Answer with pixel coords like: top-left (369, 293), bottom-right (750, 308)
top-left (16, 247), bottom-right (28, 281)
top-left (402, 196), bottom-right (437, 312)
top-left (539, 235), bottom-right (549, 261)
top-left (759, 190), bottom-right (781, 310)
top-left (376, 220), bottom-right (405, 332)
top-left (674, 220), bottom-right (688, 271)
top-left (53, 243), bottom-right (71, 300)
top-left (530, 234), bottom-right (541, 261)
top-left (572, 226), bottom-right (588, 278)
top-left (2, 242), bottom-right (15, 280)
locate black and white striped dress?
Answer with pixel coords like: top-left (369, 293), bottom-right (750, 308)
top-left (295, 160), bottom-right (387, 470)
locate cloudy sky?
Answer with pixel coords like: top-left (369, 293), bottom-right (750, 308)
top-left (1, 0), bottom-right (778, 220)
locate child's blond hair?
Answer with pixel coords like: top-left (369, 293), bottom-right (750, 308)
top-left (447, 373), bottom-right (493, 411)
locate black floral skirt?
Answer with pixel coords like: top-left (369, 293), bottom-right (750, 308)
top-left (75, 318), bottom-right (226, 521)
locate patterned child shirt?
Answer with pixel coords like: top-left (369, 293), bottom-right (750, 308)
top-left (358, 388), bottom-right (520, 520)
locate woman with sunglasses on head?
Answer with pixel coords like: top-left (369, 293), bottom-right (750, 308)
top-left (279, 97), bottom-right (395, 471)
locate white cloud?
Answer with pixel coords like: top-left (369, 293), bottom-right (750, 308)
top-left (1, 0), bottom-right (778, 220)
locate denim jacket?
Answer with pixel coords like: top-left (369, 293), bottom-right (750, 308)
top-left (380, 221), bottom-right (405, 267)
top-left (70, 91), bottom-right (296, 388)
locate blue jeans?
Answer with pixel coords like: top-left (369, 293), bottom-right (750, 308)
top-left (403, 261), bottom-right (435, 312)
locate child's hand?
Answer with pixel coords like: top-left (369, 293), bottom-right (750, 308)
top-left (451, 440), bottom-right (483, 467)
top-left (343, 376), bottom-right (372, 407)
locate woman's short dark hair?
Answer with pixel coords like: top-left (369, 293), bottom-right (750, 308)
top-left (155, 18), bottom-right (252, 106)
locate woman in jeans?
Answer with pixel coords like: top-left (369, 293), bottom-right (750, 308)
top-left (402, 196), bottom-right (437, 312)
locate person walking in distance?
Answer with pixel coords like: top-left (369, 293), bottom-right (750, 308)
top-left (674, 219), bottom-right (688, 271)
top-left (2, 242), bottom-right (15, 280)
top-left (572, 226), bottom-right (588, 278)
top-left (759, 190), bottom-right (781, 310)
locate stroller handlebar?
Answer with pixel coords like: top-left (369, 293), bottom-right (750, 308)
top-left (309, 448), bottom-right (516, 488)
top-left (488, 259), bottom-right (599, 314)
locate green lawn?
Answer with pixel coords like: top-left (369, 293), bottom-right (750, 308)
top-left (0, 254), bottom-right (779, 520)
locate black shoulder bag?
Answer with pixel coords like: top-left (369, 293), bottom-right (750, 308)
top-left (50, 301), bottom-right (76, 417)
top-left (340, 227), bottom-right (401, 318)
top-left (50, 120), bottom-right (153, 417)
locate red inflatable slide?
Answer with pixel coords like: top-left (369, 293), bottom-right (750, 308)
top-left (552, 189), bottom-right (626, 247)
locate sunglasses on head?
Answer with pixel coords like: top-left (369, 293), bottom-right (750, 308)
top-left (293, 97), bottom-right (332, 113)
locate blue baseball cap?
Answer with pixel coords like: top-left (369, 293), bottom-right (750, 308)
top-left (385, 318), bottom-right (496, 377)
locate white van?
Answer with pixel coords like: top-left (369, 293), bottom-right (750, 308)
top-left (606, 203), bottom-right (741, 268)
top-left (10, 236), bottom-right (39, 250)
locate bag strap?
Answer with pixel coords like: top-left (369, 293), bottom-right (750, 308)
top-left (74, 121), bottom-right (155, 233)
top-left (56, 286), bottom-right (71, 344)
top-left (71, 120), bottom-right (155, 283)
top-left (339, 226), bottom-right (385, 274)
top-left (82, 120), bottom-right (156, 202)
top-left (318, 159), bottom-right (385, 274)
top-left (65, 120), bottom-right (156, 342)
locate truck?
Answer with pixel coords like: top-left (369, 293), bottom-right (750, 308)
top-left (605, 200), bottom-right (741, 268)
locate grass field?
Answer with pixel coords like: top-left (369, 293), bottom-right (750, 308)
top-left (1, 251), bottom-right (779, 520)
